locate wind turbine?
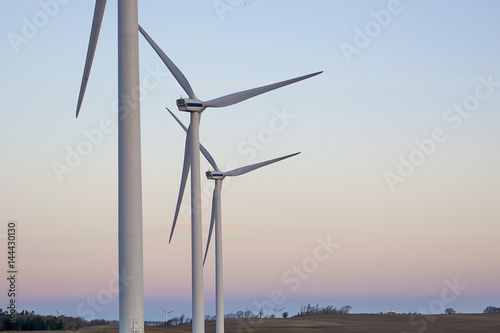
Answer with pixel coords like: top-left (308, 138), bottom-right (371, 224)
top-left (167, 108), bottom-right (298, 333)
top-left (161, 308), bottom-right (174, 323)
top-left (271, 307), bottom-right (285, 318)
top-left (138, 25), bottom-right (321, 333)
top-left (54, 309), bottom-right (66, 318)
top-left (75, 1), bottom-right (144, 333)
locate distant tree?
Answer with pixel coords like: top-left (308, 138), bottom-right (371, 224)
top-left (224, 313), bottom-right (236, 319)
top-left (282, 312), bottom-right (289, 318)
top-left (258, 307), bottom-right (264, 318)
top-left (340, 305), bottom-right (352, 314)
top-left (45, 316), bottom-right (59, 330)
top-left (169, 316), bottom-right (178, 325)
top-left (3, 316), bottom-right (14, 331)
top-left (35, 316), bottom-right (47, 330)
top-left (244, 309), bottom-right (254, 318)
top-left (484, 306), bottom-right (500, 314)
top-left (445, 308), bottom-right (456, 315)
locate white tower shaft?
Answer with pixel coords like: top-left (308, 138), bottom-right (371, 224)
top-left (215, 179), bottom-right (224, 333)
top-left (190, 112), bottom-right (205, 333)
top-left (118, 1), bottom-right (144, 333)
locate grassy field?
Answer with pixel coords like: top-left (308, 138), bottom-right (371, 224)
top-left (42, 313), bottom-right (500, 333)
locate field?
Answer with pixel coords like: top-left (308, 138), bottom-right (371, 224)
top-left (48, 313), bottom-right (500, 333)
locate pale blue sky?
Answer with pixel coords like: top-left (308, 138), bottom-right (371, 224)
top-left (1, 0), bottom-right (499, 321)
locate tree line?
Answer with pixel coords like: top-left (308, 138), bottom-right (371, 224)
top-left (297, 304), bottom-right (352, 316)
top-left (4, 303), bottom-right (497, 330)
top-left (0, 311), bottom-right (64, 331)
top-left (0, 310), bottom-right (121, 331)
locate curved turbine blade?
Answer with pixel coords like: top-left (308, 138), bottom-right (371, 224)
top-left (169, 125), bottom-right (192, 243)
top-left (166, 107), bottom-right (219, 171)
top-left (225, 152), bottom-right (300, 177)
top-left (138, 25), bottom-right (197, 99)
top-left (203, 71), bottom-right (322, 108)
top-left (203, 187), bottom-right (217, 265)
top-left (76, 0), bottom-right (107, 118)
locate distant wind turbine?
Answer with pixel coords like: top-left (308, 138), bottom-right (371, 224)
top-left (166, 108), bottom-right (299, 333)
top-left (54, 309), bottom-right (66, 318)
top-left (139, 25), bottom-right (321, 333)
top-left (271, 307), bottom-right (285, 318)
top-left (161, 308), bottom-right (174, 323)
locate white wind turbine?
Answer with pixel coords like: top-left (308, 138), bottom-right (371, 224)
top-left (75, 1), bottom-right (145, 333)
top-left (161, 308), bottom-right (174, 323)
top-left (138, 25), bottom-right (321, 333)
top-left (54, 309), bottom-right (66, 318)
top-left (167, 108), bottom-right (299, 333)
top-left (271, 307), bottom-right (285, 318)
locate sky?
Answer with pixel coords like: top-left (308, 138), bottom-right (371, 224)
top-left (1, 0), bottom-right (500, 322)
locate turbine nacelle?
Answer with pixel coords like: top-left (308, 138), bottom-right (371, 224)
top-left (176, 98), bottom-right (205, 112)
top-left (206, 170), bottom-right (225, 180)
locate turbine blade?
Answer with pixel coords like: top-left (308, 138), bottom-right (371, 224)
top-left (203, 71), bottom-right (322, 108)
top-left (166, 107), bottom-right (220, 171)
top-left (225, 152), bottom-right (300, 177)
top-left (203, 187), bottom-right (217, 265)
top-left (138, 25), bottom-right (197, 99)
top-left (169, 125), bottom-right (191, 243)
top-left (76, 0), bottom-right (107, 118)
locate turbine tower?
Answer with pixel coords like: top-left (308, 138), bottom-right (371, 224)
top-left (161, 308), bottom-right (174, 323)
top-left (139, 25), bottom-right (321, 333)
top-left (75, 1), bottom-right (144, 333)
top-left (167, 108), bottom-right (299, 333)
